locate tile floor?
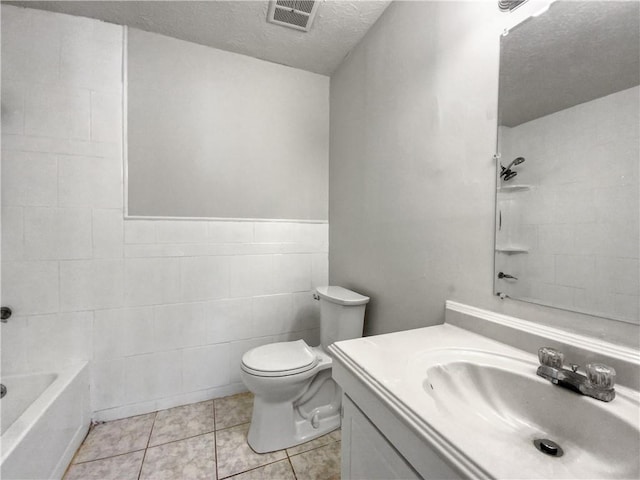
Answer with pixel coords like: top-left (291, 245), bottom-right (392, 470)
top-left (63, 392), bottom-right (341, 480)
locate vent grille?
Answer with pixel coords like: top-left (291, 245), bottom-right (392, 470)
top-left (268, 0), bottom-right (320, 32)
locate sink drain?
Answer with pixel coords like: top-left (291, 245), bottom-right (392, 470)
top-left (533, 438), bottom-right (564, 457)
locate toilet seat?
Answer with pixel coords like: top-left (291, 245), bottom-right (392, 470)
top-left (241, 340), bottom-right (319, 377)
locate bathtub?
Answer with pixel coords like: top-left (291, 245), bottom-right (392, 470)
top-left (1, 363), bottom-right (90, 480)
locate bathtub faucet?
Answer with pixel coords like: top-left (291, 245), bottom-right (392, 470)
top-left (536, 347), bottom-right (616, 402)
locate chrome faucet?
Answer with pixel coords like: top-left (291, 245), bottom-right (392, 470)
top-left (536, 347), bottom-right (616, 402)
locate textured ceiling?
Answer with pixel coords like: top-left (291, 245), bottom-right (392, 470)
top-left (3, 0), bottom-right (391, 75)
top-left (500, 1), bottom-right (640, 127)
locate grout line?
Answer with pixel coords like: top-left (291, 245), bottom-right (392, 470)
top-left (213, 400), bottom-right (220, 480)
top-left (218, 458), bottom-right (289, 480)
top-left (72, 447), bottom-right (147, 466)
top-left (144, 427), bottom-right (217, 450)
top-left (288, 455), bottom-right (299, 480)
top-left (136, 411), bottom-right (157, 480)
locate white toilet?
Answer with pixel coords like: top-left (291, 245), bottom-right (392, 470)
top-left (240, 286), bottom-right (369, 453)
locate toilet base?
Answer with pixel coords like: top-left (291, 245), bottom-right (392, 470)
top-left (247, 398), bottom-right (341, 453)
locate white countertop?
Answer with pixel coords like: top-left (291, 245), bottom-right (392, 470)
top-left (330, 315), bottom-right (640, 479)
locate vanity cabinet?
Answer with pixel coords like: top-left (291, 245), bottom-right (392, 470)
top-left (341, 395), bottom-right (420, 480)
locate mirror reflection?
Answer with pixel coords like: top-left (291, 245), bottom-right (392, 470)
top-left (495, 1), bottom-right (639, 324)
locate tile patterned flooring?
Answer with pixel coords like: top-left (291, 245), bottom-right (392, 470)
top-left (63, 392), bottom-right (341, 480)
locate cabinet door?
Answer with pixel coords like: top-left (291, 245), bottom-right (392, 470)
top-left (342, 395), bottom-right (421, 480)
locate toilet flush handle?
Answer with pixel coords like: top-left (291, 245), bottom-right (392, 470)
top-left (313, 293), bottom-right (320, 301)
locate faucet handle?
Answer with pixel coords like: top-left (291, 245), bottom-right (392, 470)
top-left (586, 363), bottom-right (616, 390)
top-left (538, 347), bottom-right (564, 368)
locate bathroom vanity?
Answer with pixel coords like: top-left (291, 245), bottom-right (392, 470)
top-left (329, 302), bottom-right (640, 479)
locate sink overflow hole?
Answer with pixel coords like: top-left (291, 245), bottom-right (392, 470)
top-left (533, 438), bottom-right (563, 457)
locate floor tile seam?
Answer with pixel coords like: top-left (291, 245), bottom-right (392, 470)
top-left (286, 437), bottom-right (341, 459)
top-left (137, 412), bottom-right (158, 480)
top-left (71, 447), bottom-right (147, 466)
top-left (147, 424), bottom-right (216, 449)
top-left (214, 420), bottom-right (251, 433)
top-left (218, 457), bottom-right (290, 480)
top-left (287, 455), bottom-right (299, 480)
top-left (147, 428), bottom-right (218, 449)
top-left (213, 401), bottom-right (220, 479)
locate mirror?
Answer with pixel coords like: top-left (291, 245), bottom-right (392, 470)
top-left (494, 1), bottom-right (639, 324)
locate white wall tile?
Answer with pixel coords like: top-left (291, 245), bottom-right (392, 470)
top-left (91, 359), bottom-right (126, 411)
top-left (0, 316), bottom-right (29, 374)
top-left (124, 351), bottom-right (182, 404)
top-left (292, 291), bottom-right (320, 332)
top-left (24, 85), bottom-right (91, 139)
top-left (154, 303), bottom-right (190, 351)
top-left (180, 256), bottom-right (229, 302)
top-left (60, 259), bottom-right (124, 311)
top-left (1, 151), bottom-right (57, 206)
top-left (276, 254), bottom-right (312, 292)
top-left (2, 207), bottom-right (24, 261)
top-left (90, 91), bottom-right (123, 143)
top-left (124, 257), bottom-right (181, 306)
top-left (302, 223), bottom-right (329, 251)
top-left (182, 344), bottom-right (230, 392)
top-left (124, 220), bottom-right (156, 244)
top-left (60, 26), bottom-right (123, 91)
top-left (58, 155), bottom-right (122, 208)
top-left (229, 255), bottom-right (275, 297)
top-left (2, 133), bottom-right (121, 158)
top-left (555, 255), bottom-right (596, 289)
top-left (311, 253), bottom-right (328, 289)
top-left (596, 257), bottom-right (639, 296)
top-left (24, 207), bottom-right (92, 260)
top-left (613, 293), bottom-right (639, 321)
top-left (251, 294), bottom-right (293, 337)
top-left (93, 209), bottom-right (124, 258)
top-left (205, 298), bottom-right (253, 344)
top-left (254, 222), bottom-right (299, 243)
top-left (156, 220), bottom-right (207, 244)
top-left (207, 221), bottom-right (253, 243)
top-left (2, 261), bottom-right (59, 315)
top-left (26, 311), bottom-right (93, 371)
top-left (155, 302), bottom-right (207, 350)
top-left (120, 306), bottom-right (156, 356)
top-left (0, 5), bottom-right (60, 84)
top-left (1, 83), bottom-right (25, 134)
top-left (93, 308), bottom-right (125, 360)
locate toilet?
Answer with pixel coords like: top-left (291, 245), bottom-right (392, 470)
top-left (240, 286), bottom-right (369, 453)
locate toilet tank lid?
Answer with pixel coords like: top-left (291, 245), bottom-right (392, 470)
top-left (316, 286), bottom-right (370, 306)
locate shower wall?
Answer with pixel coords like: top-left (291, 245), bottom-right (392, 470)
top-left (1, 5), bottom-right (328, 420)
top-left (498, 86), bottom-right (639, 323)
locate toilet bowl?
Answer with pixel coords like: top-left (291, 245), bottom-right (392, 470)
top-left (240, 286), bottom-right (369, 453)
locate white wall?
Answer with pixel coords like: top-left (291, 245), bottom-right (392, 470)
top-left (1, 5), bottom-right (328, 420)
top-left (127, 28), bottom-right (329, 220)
top-left (329, 1), bottom-right (639, 347)
top-left (497, 86), bottom-right (639, 323)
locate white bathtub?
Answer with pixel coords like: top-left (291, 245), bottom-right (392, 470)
top-left (1, 363), bottom-right (90, 480)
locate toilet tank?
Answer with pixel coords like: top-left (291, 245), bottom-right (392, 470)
top-left (316, 286), bottom-right (370, 349)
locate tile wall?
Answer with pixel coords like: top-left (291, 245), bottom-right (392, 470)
top-left (1, 5), bottom-right (328, 420)
top-left (497, 86), bottom-right (639, 322)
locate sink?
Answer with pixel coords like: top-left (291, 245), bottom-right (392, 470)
top-left (415, 349), bottom-right (640, 479)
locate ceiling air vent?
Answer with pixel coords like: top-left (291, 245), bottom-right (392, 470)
top-left (267, 0), bottom-right (320, 32)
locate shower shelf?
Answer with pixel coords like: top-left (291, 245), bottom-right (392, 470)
top-left (495, 246), bottom-right (529, 254)
top-left (497, 185), bottom-right (531, 192)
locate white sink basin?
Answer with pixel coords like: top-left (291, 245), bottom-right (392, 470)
top-left (417, 349), bottom-right (640, 479)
